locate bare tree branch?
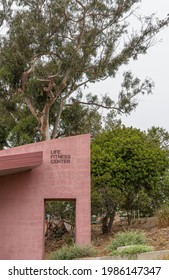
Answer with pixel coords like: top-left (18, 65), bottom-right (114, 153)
top-left (66, 99), bottom-right (125, 114)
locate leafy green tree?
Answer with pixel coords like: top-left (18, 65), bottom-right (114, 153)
top-left (91, 127), bottom-right (169, 233)
top-left (0, 0), bottom-right (168, 142)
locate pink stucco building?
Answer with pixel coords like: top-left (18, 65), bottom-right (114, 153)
top-left (0, 134), bottom-right (91, 259)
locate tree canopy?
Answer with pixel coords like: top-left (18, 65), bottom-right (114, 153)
top-left (91, 127), bottom-right (169, 233)
top-left (0, 0), bottom-right (168, 144)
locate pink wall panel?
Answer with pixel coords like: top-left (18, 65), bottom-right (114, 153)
top-left (0, 134), bottom-right (91, 259)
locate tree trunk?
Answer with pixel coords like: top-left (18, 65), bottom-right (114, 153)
top-left (40, 114), bottom-right (51, 141)
top-left (102, 212), bottom-right (115, 234)
top-left (41, 125), bottom-right (50, 141)
top-left (126, 210), bottom-right (132, 226)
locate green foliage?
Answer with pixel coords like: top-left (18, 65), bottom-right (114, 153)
top-left (156, 203), bottom-right (169, 228)
top-left (45, 200), bottom-right (75, 223)
top-left (103, 110), bottom-right (122, 131)
top-left (147, 127), bottom-right (169, 151)
top-left (91, 127), bottom-right (169, 232)
top-left (9, 114), bottom-right (39, 146)
top-left (109, 230), bottom-right (147, 251)
top-left (109, 230), bottom-right (153, 258)
top-left (110, 245), bottom-right (153, 257)
top-left (58, 103), bottom-right (102, 138)
top-left (49, 245), bottom-right (95, 260)
top-left (0, 1), bottom-right (169, 142)
top-left (0, 101), bottom-right (15, 148)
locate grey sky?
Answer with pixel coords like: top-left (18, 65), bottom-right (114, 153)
top-left (88, 0), bottom-right (169, 132)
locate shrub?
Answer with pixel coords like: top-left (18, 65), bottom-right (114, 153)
top-left (109, 230), bottom-right (147, 251)
top-left (49, 245), bottom-right (95, 260)
top-left (156, 203), bottom-right (169, 227)
top-left (111, 245), bottom-right (153, 257)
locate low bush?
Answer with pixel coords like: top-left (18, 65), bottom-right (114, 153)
top-left (110, 245), bottom-right (153, 257)
top-left (49, 245), bottom-right (95, 260)
top-left (109, 230), bottom-right (147, 251)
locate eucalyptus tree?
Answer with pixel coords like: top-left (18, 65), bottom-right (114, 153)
top-left (0, 0), bottom-right (169, 141)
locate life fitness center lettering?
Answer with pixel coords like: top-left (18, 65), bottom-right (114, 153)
top-left (50, 150), bottom-right (71, 164)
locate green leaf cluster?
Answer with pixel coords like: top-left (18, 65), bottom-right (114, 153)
top-left (50, 244), bottom-right (95, 260)
top-left (109, 230), bottom-right (147, 251)
top-left (108, 230), bottom-right (153, 257)
top-left (110, 245), bottom-right (153, 257)
top-left (91, 127), bottom-right (169, 227)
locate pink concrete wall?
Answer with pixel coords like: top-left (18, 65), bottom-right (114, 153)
top-left (0, 134), bottom-right (91, 260)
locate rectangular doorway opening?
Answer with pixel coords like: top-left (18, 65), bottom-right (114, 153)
top-left (44, 199), bottom-right (75, 258)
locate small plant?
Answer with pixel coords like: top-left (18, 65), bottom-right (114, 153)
top-left (111, 245), bottom-right (153, 257)
top-left (49, 244), bottom-right (95, 260)
top-left (156, 203), bottom-right (169, 227)
top-left (109, 230), bottom-right (147, 251)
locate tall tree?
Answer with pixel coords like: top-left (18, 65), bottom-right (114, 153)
top-left (0, 0), bottom-right (168, 142)
top-left (91, 127), bottom-right (169, 233)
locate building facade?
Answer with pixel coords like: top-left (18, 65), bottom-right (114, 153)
top-left (0, 134), bottom-right (91, 259)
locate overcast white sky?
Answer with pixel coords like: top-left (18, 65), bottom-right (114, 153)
top-left (87, 0), bottom-right (169, 132)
